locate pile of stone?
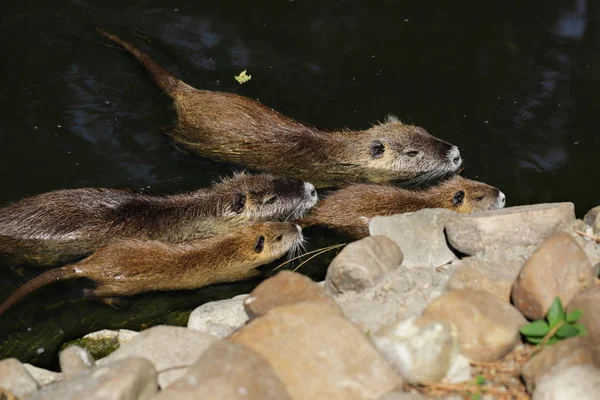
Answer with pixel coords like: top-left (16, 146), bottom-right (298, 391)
top-left (1, 202), bottom-right (599, 399)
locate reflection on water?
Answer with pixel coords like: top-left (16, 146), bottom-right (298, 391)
top-left (1, 0), bottom-right (599, 366)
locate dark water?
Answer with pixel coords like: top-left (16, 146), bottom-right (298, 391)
top-left (1, 0), bottom-right (599, 367)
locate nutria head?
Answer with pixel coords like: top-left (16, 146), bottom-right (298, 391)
top-left (434, 176), bottom-right (505, 213)
top-left (210, 172), bottom-right (318, 221)
top-left (355, 116), bottom-right (462, 183)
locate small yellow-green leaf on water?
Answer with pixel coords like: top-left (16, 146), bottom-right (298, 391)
top-left (235, 69), bottom-right (252, 84)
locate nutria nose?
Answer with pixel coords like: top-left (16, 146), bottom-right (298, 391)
top-left (448, 146), bottom-right (462, 167)
top-left (305, 182), bottom-right (318, 199)
top-left (498, 191), bottom-right (506, 207)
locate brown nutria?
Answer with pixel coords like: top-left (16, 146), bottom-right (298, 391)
top-left (298, 176), bottom-right (505, 238)
top-left (97, 29), bottom-right (463, 187)
top-left (0, 172), bottom-right (316, 266)
top-left (0, 222), bottom-right (303, 315)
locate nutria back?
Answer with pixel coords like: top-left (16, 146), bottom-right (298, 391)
top-left (0, 172), bottom-right (316, 266)
top-left (300, 176), bottom-right (505, 238)
top-left (98, 30), bottom-right (462, 187)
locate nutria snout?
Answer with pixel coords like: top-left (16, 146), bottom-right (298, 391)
top-left (97, 29), bottom-right (462, 187)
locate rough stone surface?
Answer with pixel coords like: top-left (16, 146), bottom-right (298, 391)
top-left (376, 392), bottom-right (428, 400)
top-left (26, 358), bottom-right (157, 400)
top-left (23, 364), bottom-right (62, 387)
top-left (243, 271), bottom-right (341, 319)
top-left (584, 205), bottom-right (600, 234)
top-left (532, 364), bottom-right (600, 400)
top-left (155, 340), bottom-right (291, 400)
top-left (423, 289), bottom-right (527, 362)
top-left (230, 302), bottom-right (403, 399)
top-left (187, 294), bottom-right (249, 338)
top-left (83, 329), bottom-right (139, 345)
top-left (372, 316), bottom-right (470, 385)
top-left (97, 325), bottom-right (219, 388)
top-left (326, 236), bottom-right (403, 293)
top-left (59, 345), bottom-right (95, 377)
top-left (0, 358), bottom-right (39, 397)
top-left (369, 209), bottom-right (459, 268)
top-left (583, 239), bottom-right (600, 270)
top-left (512, 232), bottom-right (595, 320)
top-left (522, 336), bottom-right (595, 392)
top-left (567, 284), bottom-right (600, 345)
top-left (555, 219), bottom-right (587, 248)
top-left (445, 203), bottom-right (575, 255)
top-left (445, 247), bottom-right (533, 303)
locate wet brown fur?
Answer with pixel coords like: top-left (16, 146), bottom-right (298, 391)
top-left (0, 222), bottom-right (303, 316)
top-left (298, 176), bottom-right (505, 238)
top-left (0, 172), bottom-right (316, 266)
top-left (97, 29), bottom-right (462, 187)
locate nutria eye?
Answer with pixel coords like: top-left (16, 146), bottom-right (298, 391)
top-left (233, 193), bottom-right (246, 214)
top-left (406, 150), bottom-right (419, 157)
top-left (452, 190), bottom-right (465, 206)
top-left (275, 235), bottom-right (282, 241)
top-left (254, 235), bottom-right (265, 253)
top-left (475, 196), bottom-right (484, 201)
top-left (264, 196), bottom-right (277, 205)
top-left (370, 140), bottom-right (385, 158)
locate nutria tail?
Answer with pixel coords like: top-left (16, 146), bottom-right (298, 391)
top-left (0, 266), bottom-right (79, 316)
top-left (97, 28), bottom-right (180, 96)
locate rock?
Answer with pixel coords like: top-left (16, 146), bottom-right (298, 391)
top-left (532, 364), bottom-right (600, 400)
top-left (155, 340), bottom-right (291, 400)
top-left (555, 219), bottom-right (588, 248)
top-left (422, 289), bottom-right (527, 361)
top-left (376, 392), bottom-right (428, 400)
top-left (567, 284), bottom-right (600, 345)
top-left (243, 271), bottom-right (341, 319)
top-left (23, 364), bottom-right (62, 387)
top-left (369, 209), bottom-right (459, 268)
top-left (65, 329), bottom-right (139, 360)
top-left (445, 247), bottom-right (532, 303)
top-left (522, 336), bottom-right (595, 392)
top-left (97, 325), bottom-right (219, 388)
top-left (0, 358), bottom-right (39, 397)
top-left (372, 316), bottom-right (470, 384)
top-left (583, 240), bottom-right (600, 270)
top-left (187, 294), bottom-right (249, 338)
top-left (325, 236), bottom-right (403, 293)
top-left (59, 345), bottom-right (95, 377)
top-left (84, 329), bottom-right (139, 345)
top-left (27, 358), bottom-right (157, 400)
top-left (445, 203), bottom-right (575, 255)
top-left (512, 232), bottom-right (595, 320)
top-left (230, 302), bottom-right (403, 399)
top-left (584, 205), bottom-right (600, 234)
top-left (0, 387), bottom-right (19, 400)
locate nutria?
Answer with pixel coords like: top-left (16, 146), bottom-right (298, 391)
top-left (0, 222), bottom-right (303, 315)
top-left (0, 172), bottom-right (316, 266)
top-left (298, 176), bottom-right (506, 238)
top-left (97, 29), bottom-right (463, 187)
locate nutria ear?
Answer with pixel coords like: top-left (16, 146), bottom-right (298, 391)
top-left (233, 193), bottom-right (246, 214)
top-left (452, 190), bottom-right (465, 206)
top-left (254, 235), bottom-right (265, 253)
top-left (370, 140), bottom-right (385, 158)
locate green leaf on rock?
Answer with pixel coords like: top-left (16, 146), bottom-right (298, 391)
top-left (525, 336), bottom-right (544, 344)
top-left (566, 309), bottom-right (582, 323)
top-left (573, 324), bottom-right (588, 336)
top-left (475, 375), bottom-right (486, 385)
top-left (545, 337), bottom-right (559, 345)
top-left (556, 323), bottom-right (580, 338)
top-left (546, 297), bottom-right (565, 328)
top-left (520, 320), bottom-right (549, 337)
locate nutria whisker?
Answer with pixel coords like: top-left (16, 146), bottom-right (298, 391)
top-left (275, 243), bottom-right (346, 271)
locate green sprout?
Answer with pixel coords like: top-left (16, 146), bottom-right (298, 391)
top-left (520, 297), bottom-right (587, 345)
top-left (234, 69), bottom-right (252, 84)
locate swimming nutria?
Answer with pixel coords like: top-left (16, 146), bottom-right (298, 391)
top-left (97, 29), bottom-right (463, 187)
top-left (0, 172), bottom-right (316, 266)
top-left (0, 222), bottom-right (303, 315)
top-left (298, 176), bottom-right (506, 238)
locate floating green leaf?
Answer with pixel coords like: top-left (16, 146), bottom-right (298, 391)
top-left (234, 69), bottom-right (252, 84)
top-left (566, 309), bottom-right (582, 323)
top-left (520, 320), bottom-right (549, 337)
top-left (546, 297), bottom-right (565, 328)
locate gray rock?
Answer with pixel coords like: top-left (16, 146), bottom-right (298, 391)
top-left (26, 358), bottom-right (157, 400)
top-left (445, 203), bottom-right (575, 255)
top-left (59, 345), bottom-right (95, 377)
top-left (23, 364), bottom-right (62, 387)
top-left (97, 325), bottom-right (219, 388)
top-left (369, 209), bottom-right (459, 268)
top-left (0, 358), bottom-right (39, 397)
top-left (326, 236), bottom-right (403, 293)
top-left (372, 316), bottom-right (470, 385)
top-left (187, 294), bottom-right (249, 338)
top-left (83, 329), bottom-right (138, 345)
top-left (567, 284), bottom-right (600, 347)
top-left (445, 247), bottom-right (533, 303)
top-left (532, 364), bottom-right (600, 400)
top-left (584, 205), bottom-right (600, 234)
top-left (155, 340), bottom-right (291, 400)
top-left (512, 232), bottom-right (595, 320)
top-left (377, 392), bottom-right (428, 400)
